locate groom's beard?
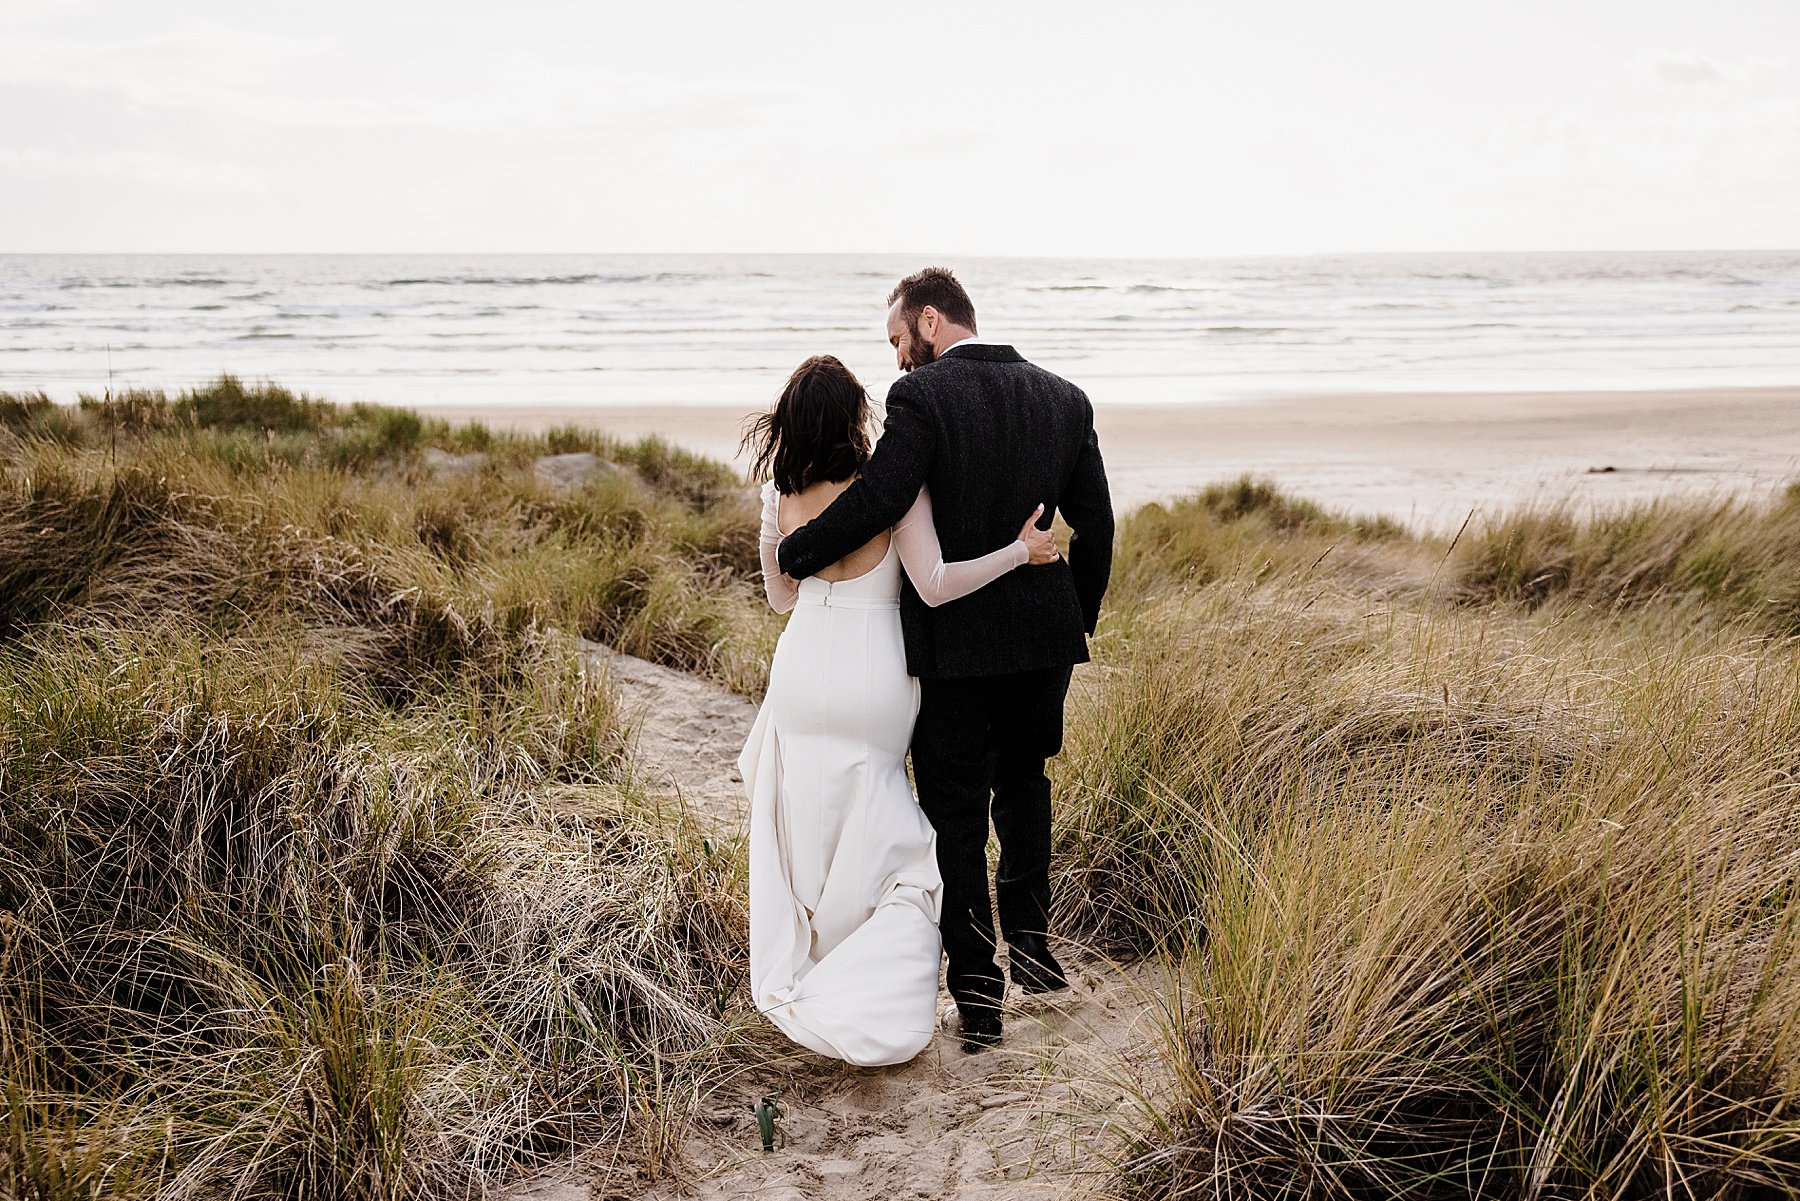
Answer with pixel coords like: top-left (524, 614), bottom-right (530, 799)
top-left (905, 320), bottom-right (938, 371)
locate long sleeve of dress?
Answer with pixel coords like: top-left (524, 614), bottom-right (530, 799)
top-left (894, 486), bottom-right (1029, 607)
top-left (758, 483), bottom-right (799, 614)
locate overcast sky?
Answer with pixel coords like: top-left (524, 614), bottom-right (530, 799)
top-left (3, 0), bottom-right (1796, 256)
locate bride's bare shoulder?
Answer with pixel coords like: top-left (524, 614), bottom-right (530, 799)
top-left (785, 477), bottom-right (854, 524)
top-left (797, 477), bottom-right (854, 502)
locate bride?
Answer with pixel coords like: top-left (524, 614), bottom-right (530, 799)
top-left (738, 354), bottom-right (1057, 1067)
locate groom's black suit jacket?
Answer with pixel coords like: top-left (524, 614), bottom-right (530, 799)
top-left (776, 343), bottom-right (1114, 679)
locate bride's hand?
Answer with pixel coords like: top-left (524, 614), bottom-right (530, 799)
top-left (1018, 505), bottom-right (1060, 564)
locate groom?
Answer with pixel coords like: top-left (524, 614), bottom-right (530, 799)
top-left (777, 267), bottom-right (1114, 1052)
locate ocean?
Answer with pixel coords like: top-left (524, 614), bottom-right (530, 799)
top-left (3, 251), bottom-right (1797, 409)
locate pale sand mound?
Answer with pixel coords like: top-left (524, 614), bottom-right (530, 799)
top-left (509, 646), bottom-right (1166, 1200)
top-left (580, 639), bottom-right (759, 832)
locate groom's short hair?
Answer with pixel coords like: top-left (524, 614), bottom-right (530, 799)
top-left (888, 267), bottom-right (977, 332)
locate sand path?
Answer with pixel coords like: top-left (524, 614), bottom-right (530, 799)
top-left (582, 639), bottom-right (761, 832)
top-left (509, 645), bottom-right (1166, 1201)
top-left (638, 958), bottom-right (1166, 1201)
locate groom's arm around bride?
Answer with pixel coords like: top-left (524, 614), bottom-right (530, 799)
top-left (776, 309), bottom-right (1113, 677)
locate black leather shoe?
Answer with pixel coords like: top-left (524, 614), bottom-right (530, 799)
top-left (1008, 933), bottom-right (1069, 994)
top-left (958, 1006), bottom-right (1002, 1054)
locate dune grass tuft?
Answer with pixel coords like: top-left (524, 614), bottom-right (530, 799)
top-left (0, 617), bottom-right (749, 1198)
top-left (1114, 474), bottom-right (1417, 601)
top-left (1451, 487), bottom-right (1800, 632)
top-left (1056, 478), bottom-right (1800, 1199)
top-left (0, 382), bottom-right (766, 1197)
top-left (0, 380), bottom-right (777, 694)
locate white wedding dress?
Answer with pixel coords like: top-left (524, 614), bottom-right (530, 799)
top-left (739, 482), bottom-right (1028, 1066)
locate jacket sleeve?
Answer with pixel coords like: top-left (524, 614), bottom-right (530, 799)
top-left (776, 382), bottom-right (935, 579)
top-left (1060, 397), bottom-right (1114, 634)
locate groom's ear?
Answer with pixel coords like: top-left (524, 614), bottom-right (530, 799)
top-left (917, 305), bottom-right (940, 340)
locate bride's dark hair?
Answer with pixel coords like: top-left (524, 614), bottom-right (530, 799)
top-left (742, 355), bottom-right (873, 495)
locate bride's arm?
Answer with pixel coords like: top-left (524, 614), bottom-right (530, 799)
top-left (758, 484), bottom-right (800, 614)
top-left (894, 486), bottom-right (1049, 608)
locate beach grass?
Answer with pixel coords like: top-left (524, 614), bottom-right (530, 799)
top-left (1449, 486), bottom-right (1800, 631)
top-left (3, 380), bottom-right (1797, 1199)
top-left (1055, 485), bottom-right (1800, 1199)
top-left (0, 378), bottom-right (763, 1198)
top-left (0, 376), bottom-right (776, 693)
top-left (2, 620), bottom-right (748, 1198)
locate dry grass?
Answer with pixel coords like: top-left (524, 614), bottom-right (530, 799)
top-left (0, 380), bottom-right (763, 1199)
top-left (0, 618), bottom-right (752, 1199)
top-left (8, 381), bottom-right (1800, 1199)
top-left (1113, 476), bottom-right (1418, 601)
top-left (1450, 484), bottom-right (1800, 632)
top-left (1056, 488), bottom-right (1800, 1200)
top-left (0, 377), bottom-right (777, 694)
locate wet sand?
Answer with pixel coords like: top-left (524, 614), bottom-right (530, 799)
top-left (416, 386), bottom-right (1800, 532)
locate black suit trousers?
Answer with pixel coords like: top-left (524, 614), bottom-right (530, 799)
top-left (911, 663), bottom-right (1074, 1014)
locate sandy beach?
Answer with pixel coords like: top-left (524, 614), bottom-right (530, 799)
top-left (417, 385), bottom-right (1800, 532)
